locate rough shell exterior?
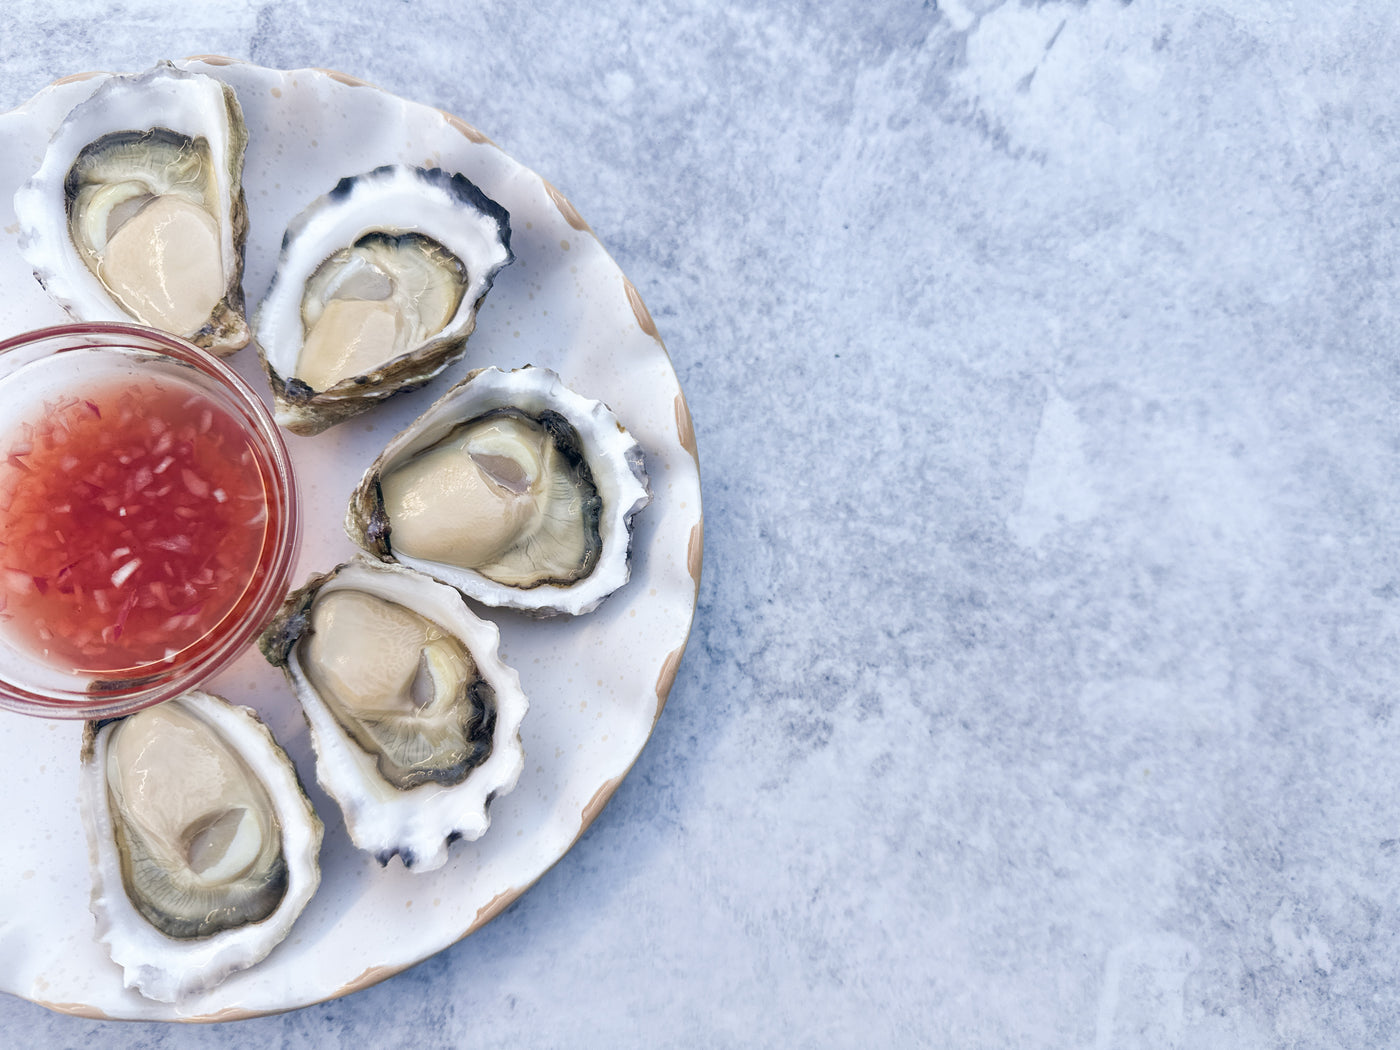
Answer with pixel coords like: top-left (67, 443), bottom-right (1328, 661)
top-left (258, 555), bottom-right (528, 871)
top-left (346, 365), bottom-right (652, 617)
top-left (79, 690), bottom-right (322, 1003)
top-left (254, 165), bottom-right (513, 436)
top-left (13, 62), bottom-right (251, 355)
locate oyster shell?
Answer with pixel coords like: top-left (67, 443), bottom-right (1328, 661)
top-left (259, 555), bottom-right (527, 871)
top-left (346, 366), bottom-right (651, 617)
top-left (79, 690), bottom-right (322, 1003)
top-left (13, 62), bottom-right (251, 354)
top-left (254, 165), bottom-right (513, 436)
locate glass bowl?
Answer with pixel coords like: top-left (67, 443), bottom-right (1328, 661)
top-left (0, 322), bottom-right (299, 719)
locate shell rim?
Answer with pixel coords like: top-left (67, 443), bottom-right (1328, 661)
top-left (79, 689), bottom-right (324, 1004)
top-left (346, 364), bottom-right (653, 617)
top-left (259, 554), bottom-right (529, 872)
top-left (253, 163), bottom-right (515, 437)
top-left (11, 61), bottom-right (252, 354)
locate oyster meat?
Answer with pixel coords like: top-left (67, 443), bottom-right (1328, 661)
top-left (255, 165), bottom-right (513, 436)
top-left (14, 62), bottom-right (251, 354)
top-left (346, 366), bottom-right (651, 616)
top-left (79, 690), bottom-right (322, 1003)
top-left (259, 555), bottom-right (528, 871)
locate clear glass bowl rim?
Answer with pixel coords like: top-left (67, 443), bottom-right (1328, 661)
top-left (0, 321), bottom-right (300, 720)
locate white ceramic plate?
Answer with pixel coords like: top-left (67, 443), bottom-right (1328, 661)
top-left (0, 58), bottom-right (701, 1021)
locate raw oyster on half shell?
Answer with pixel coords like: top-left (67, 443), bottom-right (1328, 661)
top-left (79, 690), bottom-right (322, 1003)
top-left (14, 62), bottom-right (251, 354)
top-left (254, 165), bottom-right (513, 436)
top-left (346, 366), bottom-right (651, 617)
top-left (259, 555), bottom-right (527, 871)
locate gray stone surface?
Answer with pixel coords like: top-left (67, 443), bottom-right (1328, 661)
top-left (3, 0), bottom-right (1400, 1045)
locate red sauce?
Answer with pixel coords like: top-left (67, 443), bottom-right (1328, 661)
top-left (0, 376), bottom-right (271, 674)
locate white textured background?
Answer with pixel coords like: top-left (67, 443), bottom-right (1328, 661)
top-left (4, 1), bottom-right (1400, 1046)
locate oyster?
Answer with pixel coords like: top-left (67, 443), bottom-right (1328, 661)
top-left (79, 690), bottom-right (321, 1003)
top-left (254, 165), bottom-right (513, 436)
top-left (259, 555), bottom-right (527, 871)
top-left (14, 62), bottom-right (251, 354)
top-left (346, 366), bottom-right (651, 617)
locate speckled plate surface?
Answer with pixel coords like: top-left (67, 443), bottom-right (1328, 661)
top-left (0, 58), bottom-right (701, 1021)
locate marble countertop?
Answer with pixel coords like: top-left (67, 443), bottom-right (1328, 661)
top-left (3, 1), bottom-right (1399, 1045)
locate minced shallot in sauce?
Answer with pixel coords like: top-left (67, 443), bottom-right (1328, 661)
top-left (0, 377), bottom-right (270, 673)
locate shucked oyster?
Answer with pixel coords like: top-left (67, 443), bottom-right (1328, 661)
top-left (79, 690), bottom-right (321, 1003)
top-left (14, 62), bottom-right (250, 354)
top-left (255, 165), bottom-right (513, 436)
top-left (259, 555), bottom-right (527, 871)
top-left (346, 366), bottom-right (651, 617)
